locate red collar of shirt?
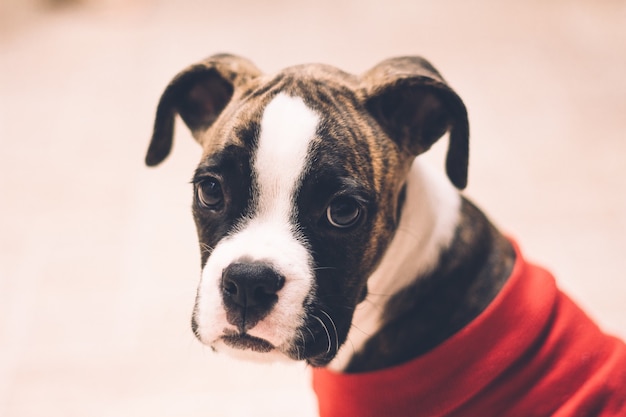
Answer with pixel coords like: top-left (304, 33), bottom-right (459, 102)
top-left (312, 241), bottom-right (626, 417)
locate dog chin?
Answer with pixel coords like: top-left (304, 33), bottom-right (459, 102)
top-left (211, 337), bottom-right (294, 364)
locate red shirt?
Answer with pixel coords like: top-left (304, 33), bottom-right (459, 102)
top-left (312, 242), bottom-right (626, 416)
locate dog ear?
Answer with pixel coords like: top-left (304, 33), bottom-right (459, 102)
top-left (145, 54), bottom-right (262, 166)
top-left (361, 56), bottom-right (469, 189)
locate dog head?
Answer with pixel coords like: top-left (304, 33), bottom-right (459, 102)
top-left (146, 54), bottom-right (468, 366)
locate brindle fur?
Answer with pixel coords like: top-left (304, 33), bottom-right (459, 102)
top-left (147, 53), bottom-right (509, 369)
top-left (344, 198), bottom-right (516, 372)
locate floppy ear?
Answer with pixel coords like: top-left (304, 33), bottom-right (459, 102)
top-left (361, 56), bottom-right (469, 189)
top-left (145, 53), bottom-right (262, 166)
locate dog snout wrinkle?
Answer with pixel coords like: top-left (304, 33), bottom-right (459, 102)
top-left (221, 262), bottom-right (285, 331)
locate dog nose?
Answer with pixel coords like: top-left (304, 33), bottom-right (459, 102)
top-left (221, 262), bottom-right (285, 331)
top-left (221, 262), bottom-right (285, 309)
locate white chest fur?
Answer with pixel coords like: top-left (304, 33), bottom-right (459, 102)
top-left (328, 158), bottom-right (461, 371)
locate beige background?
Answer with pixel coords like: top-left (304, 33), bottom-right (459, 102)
top-left (1, 1), bottom-right (625, 416)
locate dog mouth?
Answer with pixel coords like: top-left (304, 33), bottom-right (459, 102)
top-left (220, 330), bottom-right (275, 353)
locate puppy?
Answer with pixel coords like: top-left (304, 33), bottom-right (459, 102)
top-left (146, 54), bottom-right (626, 417)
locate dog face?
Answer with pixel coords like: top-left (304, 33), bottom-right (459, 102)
top-left (146, 54), bottom-right (468, 366)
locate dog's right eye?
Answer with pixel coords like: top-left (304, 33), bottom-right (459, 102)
top-left (196, 178), bottom-right (224, 210)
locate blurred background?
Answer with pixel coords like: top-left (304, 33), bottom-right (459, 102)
top-left (1, 0), bottom-right (625, 416)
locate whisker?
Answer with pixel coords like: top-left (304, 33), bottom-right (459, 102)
top-left (312, 266), bottom-right (338, 271)
top-left (199, 242), bottom-right (215, 253)
top-left (356, 297), bottom-right (386, 314)
top-left (311, 314), bottom-right (332, 355)
top-left (294, 329), bottom-right (304, 359)
top-left (349, 322), bottom-right (373, 338)
top-left (305, 325), bottom-right (316, 340)
top-left (319, 309), bottom-right (339, 354)
top-left (345, 335), bottom-right (357, 356)
top-left (394, 227), bottom-right (422, 242)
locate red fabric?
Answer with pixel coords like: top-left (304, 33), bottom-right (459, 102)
top-left (312, 242), bottom-right (626, 417)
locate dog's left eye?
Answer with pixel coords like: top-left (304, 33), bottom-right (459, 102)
top-left (326, 197), bottom-right (363, 229)
top-left (197, 178), bottom-right (224, 209)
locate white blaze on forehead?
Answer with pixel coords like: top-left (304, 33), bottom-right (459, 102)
top-left (254, 93), bottom-right (320, 218)
top-left (193, 93), bottom-right (321, 357)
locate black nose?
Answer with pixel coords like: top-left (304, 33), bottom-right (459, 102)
top-left (221, 262), bottom-right (285, 331)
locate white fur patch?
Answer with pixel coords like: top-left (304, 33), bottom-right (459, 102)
top-left (193, 93), bottom-right (320, 360)
top-left (328, 157), bottom-right (462, 371)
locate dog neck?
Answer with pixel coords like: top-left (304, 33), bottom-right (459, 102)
top-left (327, 157), bottom-right (462, 371)
top-left (328, 157), bottom-right (515, 373)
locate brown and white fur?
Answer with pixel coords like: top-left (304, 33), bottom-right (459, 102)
top-left (146, 54), bottom-right (515, 373)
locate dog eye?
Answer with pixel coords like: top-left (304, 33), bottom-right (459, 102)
top-left (326, 197), bottom-right (363, 229)
top-left (197, 178), bottom-right (223, 209)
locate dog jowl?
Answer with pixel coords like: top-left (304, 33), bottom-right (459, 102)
top-left (145, 54), bottom-right (469, 367)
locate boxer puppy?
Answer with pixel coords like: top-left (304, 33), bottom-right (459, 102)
top-left (146, 54), bottom-right (626, 417)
